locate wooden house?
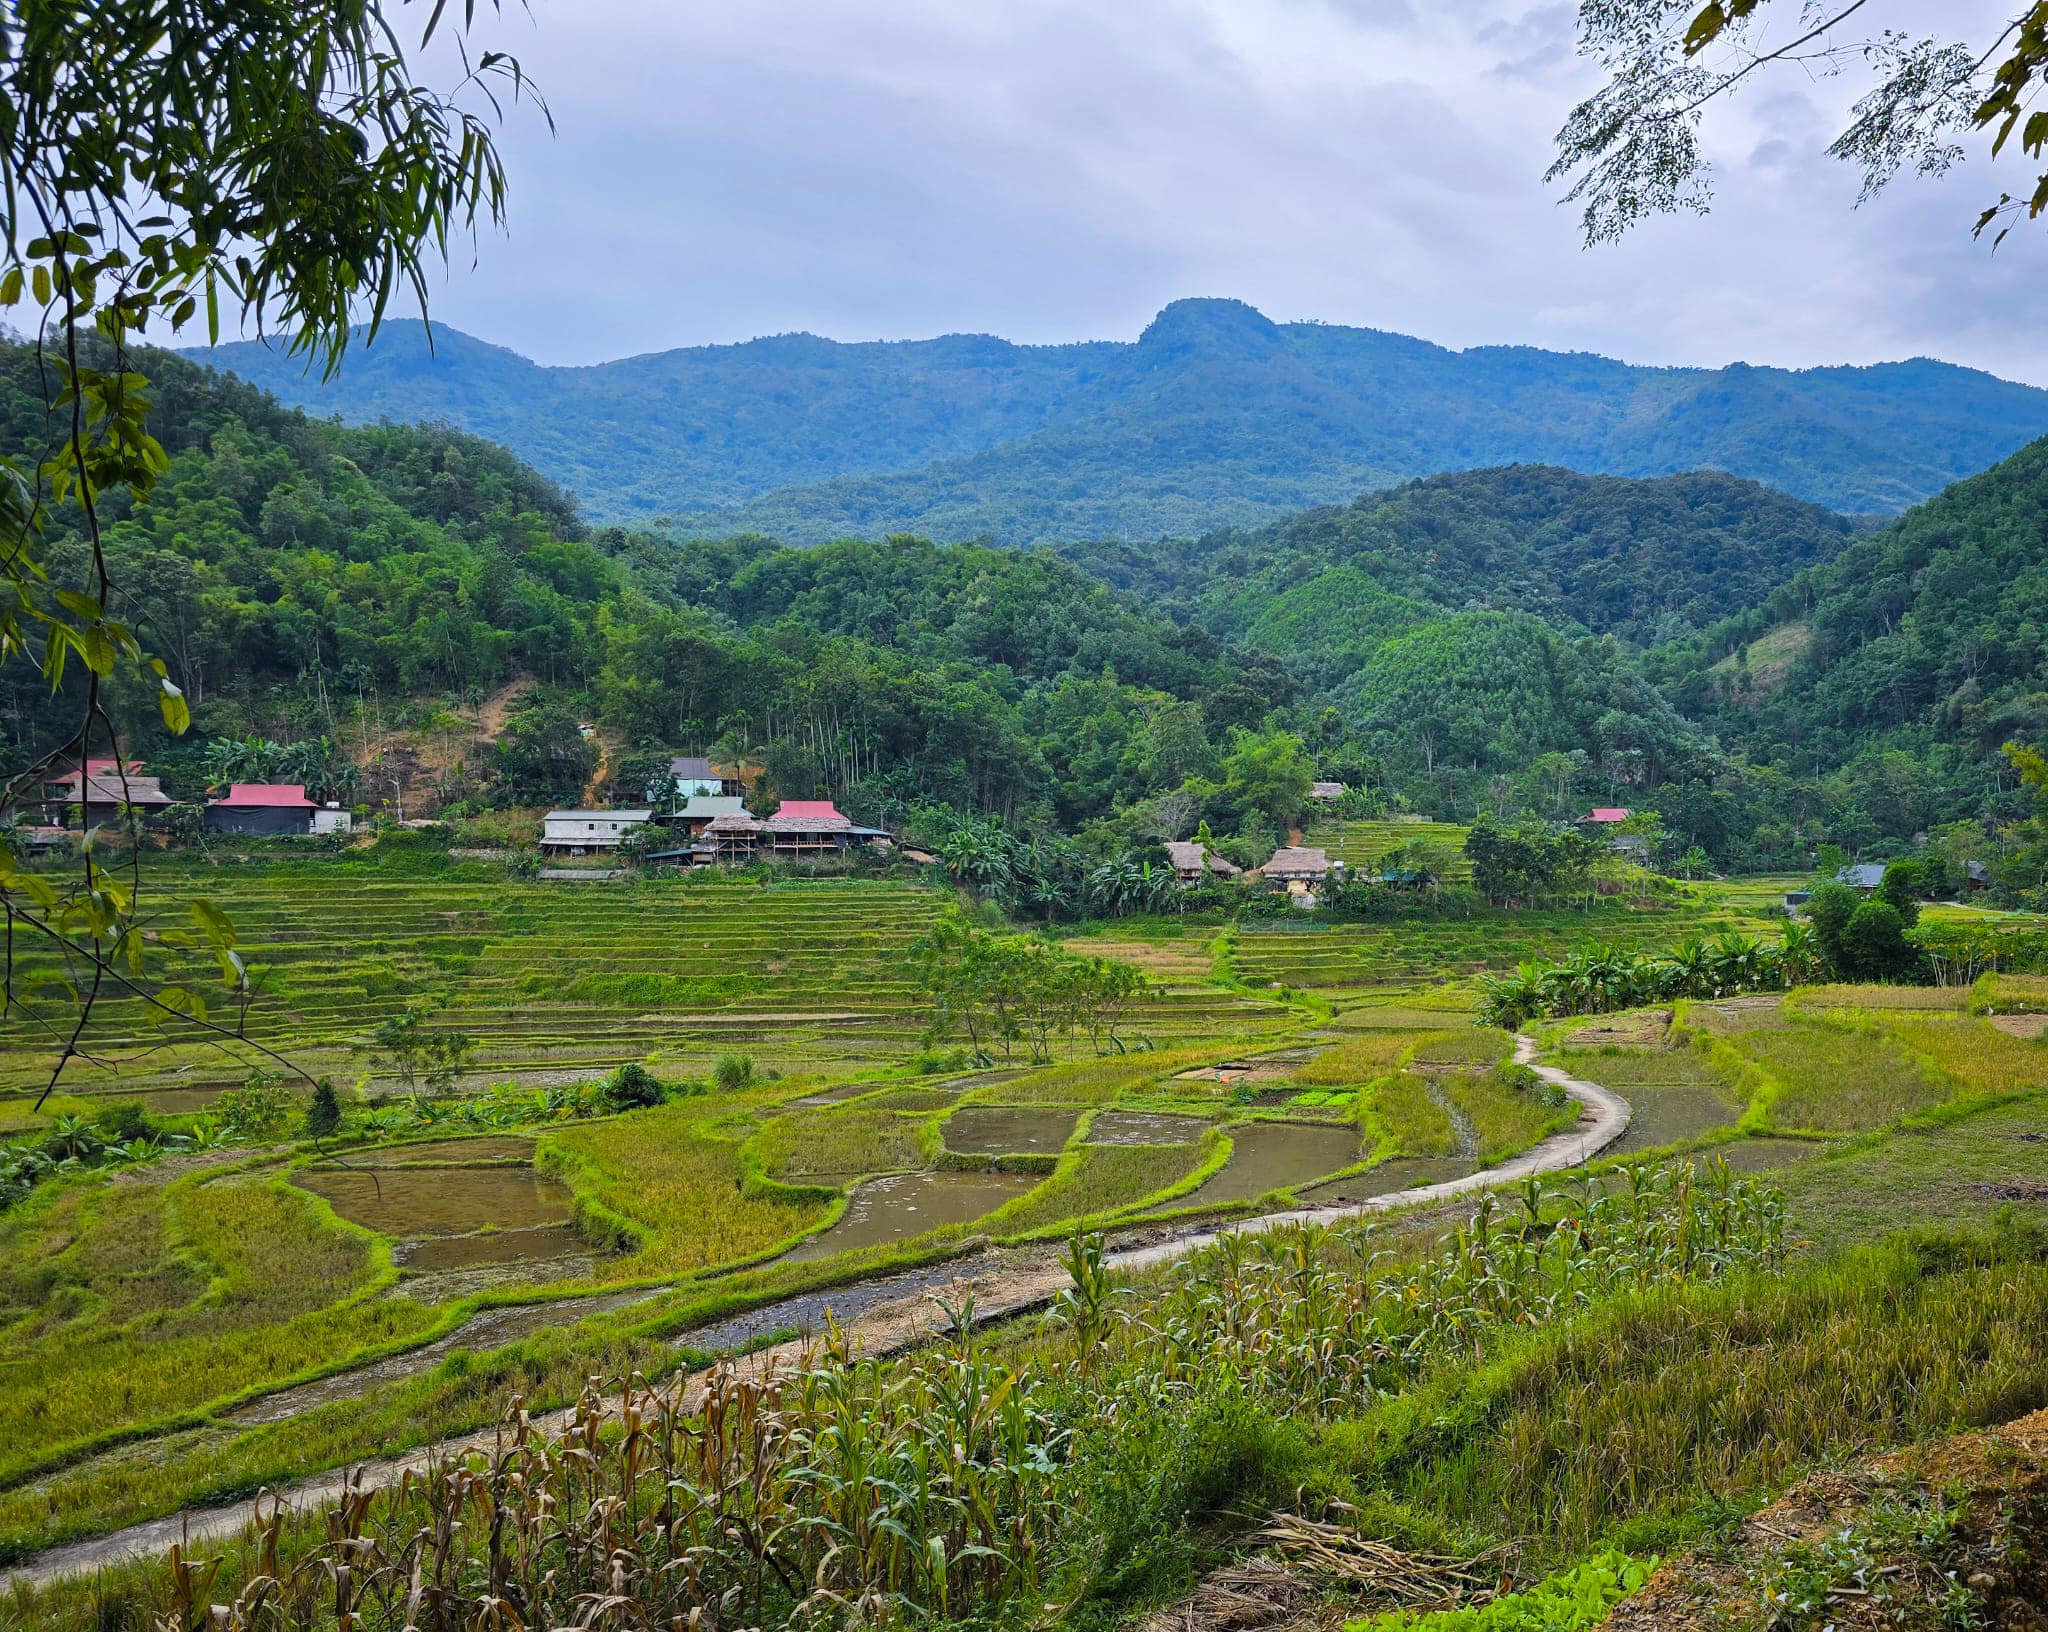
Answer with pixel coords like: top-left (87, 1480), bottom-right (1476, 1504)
top-left (539, 808), bottom-right (652, 855)
top-left (665, 756), bottom-right (725, 802)
top-left (44, 759), bottom-right (178, 829)
top-left (205, 783), bottom-right (317, 835)
top-left (1164, 840), bottom-right (1241, 884)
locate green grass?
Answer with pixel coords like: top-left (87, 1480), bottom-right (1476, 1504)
top-left (0, 1172), bottom-right (433, 1485)
top-left (1733, 1024), bottom-right (1954, 1133)
top-left (1344, 1231), bottom-right (2048, 1556)
top-left (1445, 1069), bottom-right (1574, 1162)
top-left (983, 1138), bottom-right (1217, 1233)
top-left (1364, 1072), bottom-right (1458, 1158)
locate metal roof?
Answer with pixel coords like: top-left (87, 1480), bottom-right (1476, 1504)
top-left (211, 783), bottom-right (314, 809)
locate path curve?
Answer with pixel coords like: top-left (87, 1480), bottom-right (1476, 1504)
top-left (5, 1036), bottom-right (1628, 1590)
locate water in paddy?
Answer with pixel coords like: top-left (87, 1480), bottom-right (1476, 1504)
top-left (1608, 1087), bottom-right (1741, 1156)
top-left (398, 1223), bottom-right (589, 1271)
top-left (1185, 1121), bottom-right (1361, 1205)
top-left (294, 1165), bottom-right (571, 1237)
top-left (1087, 1111), bottom-right (1209, 1146)
top-left (140, 1086), bottom-right (226, 1114)
top-left (1700, 1137), bottom-right (1830, 1173)
top-left (783, 1170), bottom-right (1038, 1260)
top-left (1297, 1157), bottom-right (1476, 1206)
top-left (360, 1135), bottom-right (536, 1166)
top-left (942, 1106), bottom-right (1079, 1156)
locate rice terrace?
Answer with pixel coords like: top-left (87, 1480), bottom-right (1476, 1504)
top-left (13, 2), bottom-right (2048, 1628)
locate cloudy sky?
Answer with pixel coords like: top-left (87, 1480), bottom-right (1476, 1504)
top-left (405, 1), bottom-right (2047, 379)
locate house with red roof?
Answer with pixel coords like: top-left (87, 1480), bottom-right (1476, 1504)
top-left (1579, 807), bottom-right (1631, 826)
top-left (42, 759), bottom-right (177, 829)
top-left (204, 782), bottom-right (317, 836)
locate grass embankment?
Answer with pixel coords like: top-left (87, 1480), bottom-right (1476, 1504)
top-left (0, 1174), bottom-right (432, 1489)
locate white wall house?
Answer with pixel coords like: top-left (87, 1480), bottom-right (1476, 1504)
top-left (311, 804), bottom-right (353, 836)
top-left (541, 808), bottom-right (653, 854)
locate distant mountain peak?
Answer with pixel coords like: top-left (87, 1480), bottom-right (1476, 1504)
top-left (1137, 297), bottom-right (1284, 357)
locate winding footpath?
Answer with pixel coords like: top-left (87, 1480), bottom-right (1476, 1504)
top-left (5, 1037), bottom-right (1629, 1590)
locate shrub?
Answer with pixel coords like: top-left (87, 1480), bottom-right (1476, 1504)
top-left (93, 1100), bottom-right (157, 1143)
top-left (212, 1077), bottom-right (297, 1140)
top-left (711, 1053), bottom-right (757, 1092)
top-left (604, 1062), bottom-right (666, 1110)
top-left (301, 1080), bottom-right (342, 1138)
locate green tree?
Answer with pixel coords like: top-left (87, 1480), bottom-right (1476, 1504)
top-left (302, 1078), bottom-right (342, 1138)
top-left (1219, 727), bottom-right (1314, 831)
top-left (367, 1007), bottom-right (475, 1098)
top-left (0, 1), bottom-right (532, 1101)
top-left (1551, 4), bottom-right (2048, 247)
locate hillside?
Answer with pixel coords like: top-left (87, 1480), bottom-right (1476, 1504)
top-left (1652, 431), bottom-right (2048, 827)
top-left (1059, 464), bottom-right (1859, 679)
top-left (202, 299), bottom-right (2048, 539)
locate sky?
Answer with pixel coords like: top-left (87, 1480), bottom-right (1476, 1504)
top-left (170, 2), bottom-right (2048, 381)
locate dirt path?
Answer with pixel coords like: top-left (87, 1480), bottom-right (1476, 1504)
top-left (4, 1037), bottom-right (1629, 1590)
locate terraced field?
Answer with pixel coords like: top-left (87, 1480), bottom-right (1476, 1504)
top-left (1229, 897), bottom-right (1782, 991)
top-left (1302, 816), bottom-right (1472, 877)
top-left (0, 862), bottom-right (1290, 1107)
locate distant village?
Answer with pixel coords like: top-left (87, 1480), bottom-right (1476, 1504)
top-left (6, 754), bottom-right (1787, 909)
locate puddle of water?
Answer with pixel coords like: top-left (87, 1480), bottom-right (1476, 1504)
top-left (782, 1171), bottom-right (1038, 1261)
top-left (1184, 1121), bottom-right (1361, 1205)
top-left (295, 1166), bottom-right (571, 1237)
top-left (942, 1106), bottom-right (1079, 1156)
top-left (1087, 1111), bottom-right (1209, 1146)
top-left (229, 1288), bottom-right (654, 1423)
top-left (1691, 1138), bottom-right (1829, 1173)
top-left (1609, 1087), bottom-right (1741, 1156)
top-left (396, 1223), bottom-right (589, 1270)
top-left (359, 1136), bottom-right (536, 1166)
top-left (1296, 1156), bottom-right (1476, 1205)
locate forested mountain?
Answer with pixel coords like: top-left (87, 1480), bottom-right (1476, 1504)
top-left (1651, 433), bottom-right (2048, 837)
top-left (1060, 465), bottom-right (1859, 681)
top-left (11, 333), bottom-right (2038, 869)
top-left (204, 298), bottom-right (2048, 539)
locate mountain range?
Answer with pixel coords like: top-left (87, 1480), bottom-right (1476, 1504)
top-left (202, 298), bottom-right (2048, 543)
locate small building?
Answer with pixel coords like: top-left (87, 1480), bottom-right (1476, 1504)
top-left (1261, 845), bottom-right (1335, 885)
top-left (1164, 840), bottom-right (1241, 884)
top-left (311, 803), bottom-right (353, 836)
top-left (666, 793), bottom-right (750, 838)
top-left (44, 759), bottom-right (178, 829)
top-left (703, 810), bottom-right (765, 861)
top-left (205, 783), bottom-right (317, 836)
top-left (1579, 807), bottom-right (1631, 827)
top-left (1836, 862), bottom-right (1888, 893)
top-left (1308, 780), bottom-right (1347, 802)
top-left (1966, 860), bottom-right (1990, 891)
top-left (764, 799), bottom-right (857, 861)
top-left (665, 756), bottom-right (725, 802)
top-left (540, 808), bottom-right (652, 855)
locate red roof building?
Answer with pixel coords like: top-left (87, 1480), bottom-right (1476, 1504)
top-left (213, 783), bottom-right (316, 808)
top-left (1581, 807), bottom-right (1631, 825)
top-left (205, 783), bottom-right (316, 835)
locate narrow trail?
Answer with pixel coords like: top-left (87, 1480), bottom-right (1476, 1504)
top-left (5, 1037), bottom-right (1629, 1591)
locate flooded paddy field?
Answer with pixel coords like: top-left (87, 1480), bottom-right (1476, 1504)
top-left (942, 1106), bottom-right (1080, 1156)
top-left (1182, 1120), bottom-right (1361, 1205)
top-left (294, 1164), bottom-right (572, 1238)
top-left (783, 1170), bottom-right (1040, 1260)
top-left (1086, 1110), bottom-right (1210, 1146)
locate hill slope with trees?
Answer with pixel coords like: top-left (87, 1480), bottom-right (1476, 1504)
top-left (203, 298), bottom-right (2048, 538)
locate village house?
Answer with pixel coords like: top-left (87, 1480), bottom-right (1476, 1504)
top-left (539, 807), bottom-right (653, 855)
top-left (204, 783), bottom-right (318, 835)
top-left (44, 758), bottom-right (178, 830)
top-left (663, 792), bottom-right (750, 838)
top-left (1578, 807), bottom-right (1630, 828)
top-left (1164, 840), bottom-right (1241, 885)
top-left (664, 756), bottom-right (725, 802)
top-left (1308, 780), bottom-right (1346, 802)
top-left (1258, 844), bottom-right (1341, 907)
top-left (1836, 862), bottom-right (1889, 893)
